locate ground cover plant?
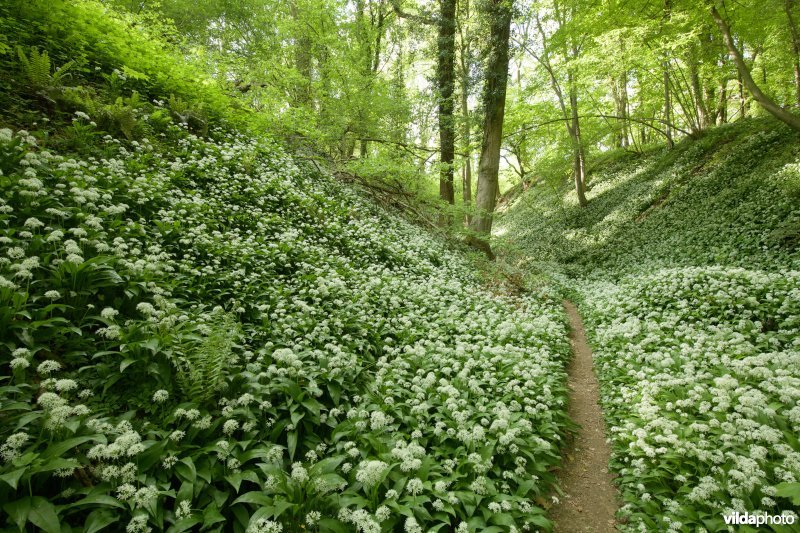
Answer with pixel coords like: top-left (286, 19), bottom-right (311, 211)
top-left (0, 117), bottom-right (573, 531)
top-left (496, 118), bottom-right (800, 531)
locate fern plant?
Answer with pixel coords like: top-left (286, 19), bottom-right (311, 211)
top-left (173, 312), bottom-right (241, 404)
top-left (95, 92), bottom-right (145, 140)
top-left (168, 94), bottom-right (208, 135)
top-left (16, 46), bottom-right (73, 90)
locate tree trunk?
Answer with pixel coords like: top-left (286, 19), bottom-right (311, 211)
top-left (459, 6), bottom-right (473, 224)
top-left (787, 0), bottom-right (800, 106)
top-left (611, 75), bottom-right (629, 148)
top-left (291, 0), bottom-right (313, 107)
top-left (716, 79), bottom-right (728, 124)
top-left (711, 5), bottom-right (800, 131)
top-left (664, 64), bottom-right (674, 148)
top-left (568, 78), bottom-right (587, 207)
top-left (437, 0), bottom-right (457, 205)
top-left (688, 42), bottom-right (709, 131)
top-left (467, 0), bottom-right (513, 257)
top-left (662, 0), bottom-right (674, 148)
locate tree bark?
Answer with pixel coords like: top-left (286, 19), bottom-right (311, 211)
top-left (786, 0), bottom-right (800, 106)
top-left (459, 0), bottom-right (472, 224)
top-left (437, 0), bottom-right (457, 205)
top-left (688, 42), bottom-right (709, 132)
top-left (568, 75), bottom-right (587, 207)
top-left (717, 79), bottom-right (728, 124)
top-left (467, 0), bottom-right (513, 256)
top-left (664, 64), bottom-right (674, 147)
top-left (291, 0), bottom-right (313, 107)
top-left (662, 0), bottom-right (674, 148)
top-left (710, 5), bottom-right (800, 131)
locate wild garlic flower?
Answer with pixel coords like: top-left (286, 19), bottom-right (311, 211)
top-left (152, 390), bottom-right (169, 403)
top-left (355, 460), bottom-right (388, 487)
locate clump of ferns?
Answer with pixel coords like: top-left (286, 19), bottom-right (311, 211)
top-left (172, 310), bottom-right (242, 405)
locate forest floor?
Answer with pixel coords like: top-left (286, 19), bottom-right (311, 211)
top-left (550, 301), bottom-right (619, 532)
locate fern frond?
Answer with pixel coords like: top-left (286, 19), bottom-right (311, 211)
top-left (173, 313), bottom-right (240, 404)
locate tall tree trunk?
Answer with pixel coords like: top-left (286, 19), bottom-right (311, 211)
top-left (786, 0), bottom-right (800, 106)
top-left (467, 0), bottom-right (513, 257)
top-left (459, 0), bottom-right (473, 224)
top-left (662, 0), bottom-right (674, 148)
top-left (291, 0), bottom-right (313, 107)
top-left (664, 64), bottom-right (674, 148)
top-left (620, 69), bottom-right (630, 147)
top-left (711, 5), bottom-right (800, 131)
top-left (568, 76), bottom-right (587, 207)
top-left (611, 75), bottom-right (629, 148)
top-left (717, 78), bottom-right (728, 124)
top-left (738, 70), bottom-right (747, 118)
top-left (437, 0), bottom-right (457, 205)
top-left (688, 42), bottom-right (709, 131)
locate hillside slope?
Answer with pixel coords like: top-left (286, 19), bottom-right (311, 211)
top-left (0, 122), bottom-right (575, 531)
top-left (496, 119), bottom-right (800, 531)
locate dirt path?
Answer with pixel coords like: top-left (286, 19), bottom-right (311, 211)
top-left (549, 300), bottom-right (619, 532)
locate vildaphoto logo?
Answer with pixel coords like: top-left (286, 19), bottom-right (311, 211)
top-left (723, 512), bottom-right (796, 526)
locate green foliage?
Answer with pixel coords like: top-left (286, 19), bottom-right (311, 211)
top-left (174, 312), bottom-right (241, 404)
top-left (16, 46), bottom-right (72, 91)
top-left (497, 117), bottom-right (800, 531)
top-left (0, 120), bottom-right (571, 531)
top-left (0, 0), bottom-right (237, 132)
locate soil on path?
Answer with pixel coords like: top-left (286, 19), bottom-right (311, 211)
top-left (549, 300), bottom-right (619, 532)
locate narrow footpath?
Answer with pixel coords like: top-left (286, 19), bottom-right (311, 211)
top-left (549, 300), bottom-right (619, 532)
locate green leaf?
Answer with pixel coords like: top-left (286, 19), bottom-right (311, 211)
top-left (85, 508), bottom-right (119, 533)
top-left (301, 398), bottom-right (323, 419)
top-left (319, 518), bottom-right (349, 533)
top-left (489, 512), bottom-right (516, 527)
top-left (0, 467), bottom-right (27, 489)
top-left (287, 431), bottom-right (298, 461)
top-left (177, 481), bottom-right (194, 503)
top-left (290, 407), bottom-right (304, 426)
top-left (166, 516), bottom-right (203, 533)
top-left (232, 491), bottom-right (271, 507)
top-left (175, 457), bottom-right (197, 484)
top-left (27, 497), bottom-right (61, 533)
top-left (308, 456), bottom-right (345, 476)
top-left (38, 457), bottom-right (80, 473)
top-left (65, 491), bottom-right (125, 510)
top-left (3, 497), bottom-right (31, 530)
top-left (776, 482), bottom-right (800, 505)
top-left (202, 504), bottom-right (226, 528)
top-left (40, 435), bottom-right (96, 459)
top-left (226, 471), bottom-right (245, 493)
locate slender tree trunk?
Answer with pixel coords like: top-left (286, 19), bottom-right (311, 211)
top-left (291, 0), bottom-right (313, 107)
top-left (568, 77), bottom-right (587, 207)
top-left (459, 20), bottom-right (473, 223)
top-left (787, 0), bottom-right (800, 106)
top-left (612, 75), bottom-right (629, 148)
top-left (717, 78), bottom-right (728, 124)
top-left (467, 0), bottom-right (513, 257)
top-left (662, 0), bottom-right (674, 148)
top-left (688, 42), bottom-right (709, 131)
top-left (620, 69), bottom-right (630, 147)
top-left (711, 5), bottom-right (800, 131)
top-left (738, 70), bottom-right (747, 118)
top-left (461, 57), bottom-right (472, 224)
top-left (664, 64), bottom-right (674, 147)
top-left (437, 0), bottom-right (457, 205)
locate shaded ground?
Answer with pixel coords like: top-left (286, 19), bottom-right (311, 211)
top-left (549, 301), bottom-right (619, 532)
